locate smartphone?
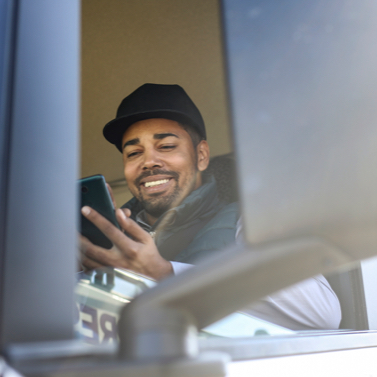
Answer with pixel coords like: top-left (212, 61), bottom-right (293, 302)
top-left (79, 174), bottom-right (120, 249)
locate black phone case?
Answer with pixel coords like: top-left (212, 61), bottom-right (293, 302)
top-left (79, 174), bottom-right (120, 249)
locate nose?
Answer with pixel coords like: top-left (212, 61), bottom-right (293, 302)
top-left (142, 148), bottom-right (163, 170)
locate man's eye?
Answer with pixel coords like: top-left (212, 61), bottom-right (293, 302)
top-left (160, 145), bottom-right (176, 151)
top-left (127, 151), bottom-right (140, 158)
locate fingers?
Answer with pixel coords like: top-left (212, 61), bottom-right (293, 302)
top-left (122, 208), bottom-right (131, 217)
top-left (81, 206), bottom-right (139, 254)
top-left (79, 233), bottom-right (122, 268)
top-left (79, 235), bottom-right (109, 270)
top-left (81, 255), bottom-right (104, 271)
top-left (117, 208), bottom-right (132, 229)
top-left (115, 209), bottom-right (151, 243)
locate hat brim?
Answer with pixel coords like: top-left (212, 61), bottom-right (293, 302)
top-left (103, 110), bottom-right (206, 152)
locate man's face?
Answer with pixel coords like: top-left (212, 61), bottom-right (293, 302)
top-left (122, 118), bottom-right (208, 220)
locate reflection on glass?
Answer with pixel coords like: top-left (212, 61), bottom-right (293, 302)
top-left (75, 268), bottom-right (294, 346)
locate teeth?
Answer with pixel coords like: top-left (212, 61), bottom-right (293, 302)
top-left (144, 179), bottom-right (169, 188)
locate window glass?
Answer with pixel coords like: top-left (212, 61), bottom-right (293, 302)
top-left (78, 0), bottom-right (377, 355)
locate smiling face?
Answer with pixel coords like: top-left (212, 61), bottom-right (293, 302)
top-left (122, 118), bottom-right (210, 224)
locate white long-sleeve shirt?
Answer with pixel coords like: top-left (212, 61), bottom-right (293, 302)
top-left (170, 219), bottom-right (342, 330)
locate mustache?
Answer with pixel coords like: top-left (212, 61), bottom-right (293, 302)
top-left (134, 169), bottom-right (179, 187)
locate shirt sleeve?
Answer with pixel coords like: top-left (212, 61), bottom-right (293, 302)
top-left (243, 275), bottom-right (342, 330)
top-left (172, 218), bottom-right (342, 330)
top-left (171, 261), bottom-right (193, 275)
top-left (235, 219), bottom-right (341, 329)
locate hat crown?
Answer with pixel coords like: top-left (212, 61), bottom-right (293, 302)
top-left (103, 83), bottom-right (206, 152)
top-left (116, 84), bottom-right (197, 117)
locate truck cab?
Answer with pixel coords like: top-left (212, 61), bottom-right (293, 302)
top-left (1, 1), bottom-right (377, 376)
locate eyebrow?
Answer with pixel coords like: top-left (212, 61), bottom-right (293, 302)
top-left (153, 133), bottom-right (179, 140)
top-left (123, 138), bottom-right (140, 149)
top-left (122, 133), bottom-right (179, 150)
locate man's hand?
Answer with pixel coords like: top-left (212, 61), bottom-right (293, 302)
top-left (79, 206), bottom-right (173, 280)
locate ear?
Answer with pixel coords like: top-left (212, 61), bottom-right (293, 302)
top-left (196, 140), bottom-right (210, 172)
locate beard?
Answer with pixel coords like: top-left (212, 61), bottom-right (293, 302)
top-left (140, 184), bottom-right (182, 218)
top-left (134, 169), bottom-right (182, 219)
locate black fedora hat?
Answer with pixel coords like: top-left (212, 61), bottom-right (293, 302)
top-left (103, 83), bottom-right (206, 152)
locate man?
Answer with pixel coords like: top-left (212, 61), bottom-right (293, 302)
top-left (80, 83), bottom-right (341, 330)
top-left (80, 83), bottom-right (239, 280)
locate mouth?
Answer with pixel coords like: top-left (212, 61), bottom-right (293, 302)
top-left (143, 178), bottom-right (171, 188)
top-left (139, 176), bottom-right (175, 194)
